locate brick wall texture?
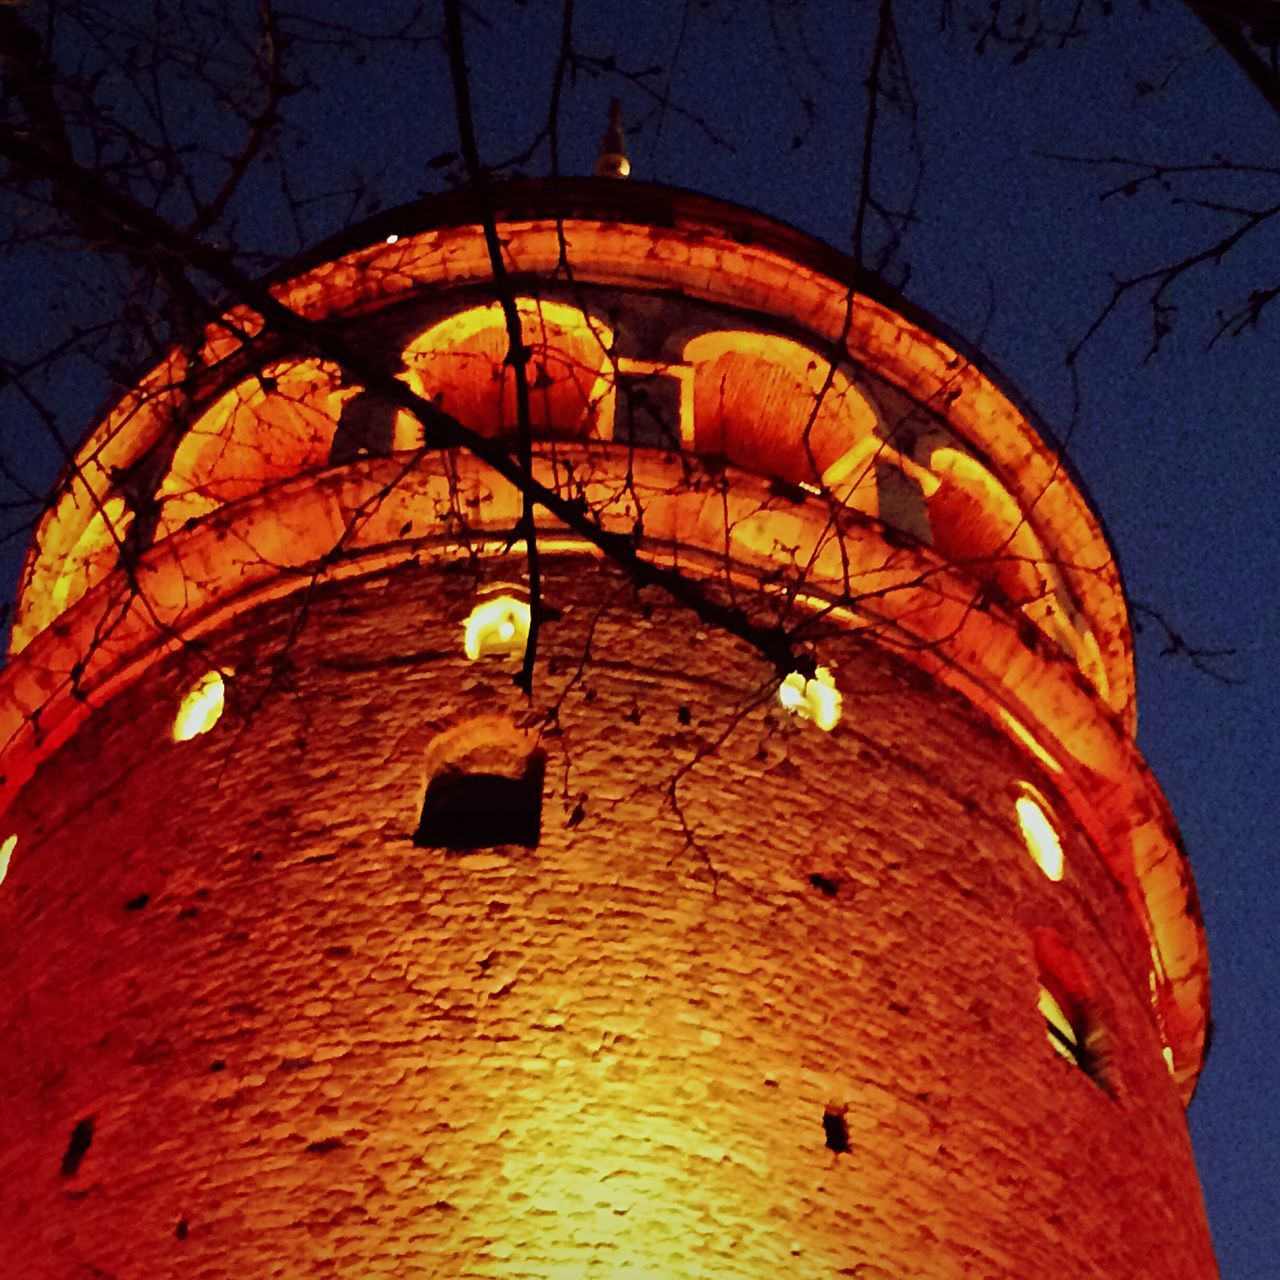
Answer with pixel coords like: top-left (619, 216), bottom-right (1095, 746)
top-left (0, 554), bottom-right (1216, 1278)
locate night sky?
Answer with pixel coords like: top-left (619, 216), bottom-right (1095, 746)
top-left (1, 2), bottom-right (1276, 1274)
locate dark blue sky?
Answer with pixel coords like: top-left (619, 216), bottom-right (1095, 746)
top-left (2, 2), bottom-right (1276, 1272)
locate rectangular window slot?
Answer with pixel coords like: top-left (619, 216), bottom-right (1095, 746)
top-left (415, 756), bottom-right (545, 851)
top-left (614, 371), bottom-right (683, 450)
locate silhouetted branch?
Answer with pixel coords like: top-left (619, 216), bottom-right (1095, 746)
top-left (1131, 601), bottom-right (1241, 684)
top-left (1047, 151), bottom-right (1280, 357)
top-left (443, 0), bottom-right (542, 697)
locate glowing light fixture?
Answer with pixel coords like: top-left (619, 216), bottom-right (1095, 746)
top-left (778, 666), bottom-right (842, 731)
top-left (0, 834), bottom-right (15, 886)
top-left (385, 233), bottom-right (399, 244)
top-left (1039, 985), bottom-right (1082, 1065)
top-left (464, 595), bottom-right (531, 661)
top-left (173, 670), bottom-right (227, 742)
top-left (1015, 786), bottom-right (1064, 881)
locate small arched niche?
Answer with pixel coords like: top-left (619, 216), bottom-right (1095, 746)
top-left (415, 716), bottom-right (545, 851)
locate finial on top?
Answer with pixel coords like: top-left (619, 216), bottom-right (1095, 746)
top-left (594, 99), bottom-right (630, 179)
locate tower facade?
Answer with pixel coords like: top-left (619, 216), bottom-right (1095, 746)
top-left (0, 181), bottom-right (1215, 1276)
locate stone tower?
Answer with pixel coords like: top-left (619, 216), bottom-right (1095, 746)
top-left (0, 180), bottom-right (1215, 1277)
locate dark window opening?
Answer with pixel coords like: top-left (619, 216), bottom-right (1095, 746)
top-left (330, 388), bottom-right (399, 464)
top-left (615, 371), bottom-right (681, 450)
top-left (60, 1116), bottom-right (95, 1178)
top-left (414, 718), bottom-right (545, 851)
top-left (808, 872), bottom-right (840, 898)
top-left (822, 1106), bottom-right (851, 1155)
top-left (416, 762), bottom-right (544, 850)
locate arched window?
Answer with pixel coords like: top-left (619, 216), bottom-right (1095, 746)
top-left (1030, 927), bottom-right (1111, 1094)
top-left (925, 448), bottom-right (1110, 699)
top-left (172, 669), bottom-right (229, 742)
top-left (49, 494), bottom-right (132, 618)
top-left (462, 592), bottom-right (531, 662)
top-left (414, 717), bottom-right (545, 851)
top-left (402, 300), bottom-right (614, 440)
top-left (681, 330), bottom-right (879, 489)
top-left (925, 447), bottom-right (1053, 609)
top-left (158, 360), bottom-right (349, 532)
top-left (0, 834), bottom-right (16, 888)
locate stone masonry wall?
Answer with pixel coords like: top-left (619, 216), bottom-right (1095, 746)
top-left (0, 554), bottom-right (1215, 1278)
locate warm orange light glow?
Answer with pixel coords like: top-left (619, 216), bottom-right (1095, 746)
top-left (1016, 788), bottom-right (1064, 881)
top-left (1079, 627), bottom-right (1111, 703)
top-left (173, 670), bottom-right (227, 742)
top-left (0, 834), bottom-right (14, 887)
top-left (0, 204), bottom-right (1209, 1100)
top-left (926, 447), bottom-right (1055, 604)
top-left (49, 495), bottom-right (132, 620)
top-left (403, 299), bottom-right (614, 441)
top-left (464, 595), bottom-right (531, 661)
top-left (15, 211), bottom-right (1135, 716)
top-left (926, 447), bottom-right (1112, 702)
top-left (158, 359), bottom-right (350, 532)
top-left (779, 667), bottom-right (842, 731)
top-left (682, 330), bottom-right (879, 488)
top-left (498, 1106), bottom-right (711, 1273)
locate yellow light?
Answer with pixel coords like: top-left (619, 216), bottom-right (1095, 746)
top-left (997, 707), bottom-right (1063, 775)
top-left (0, 834), bottom-right (15, 886)
top-left (1162, 1045), bottom-right (1176, 1073)
top-left (1039, 985), bottom-right (1079, 1063)
top-left (172, 670), bottom-right (227, 742)
top-left (463, 596), bottom-right (531, 661)
top-left (778, 666), bottom-right (842, 731)
top-left (778, 674), bottom-right (805, 711)
top-left (1015, 788), bottom-right (1064, 881)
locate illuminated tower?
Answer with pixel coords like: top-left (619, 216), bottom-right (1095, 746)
top-left (0, 180), bottom-right (1215, 1277)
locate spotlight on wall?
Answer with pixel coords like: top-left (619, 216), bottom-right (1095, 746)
top-left (173, 670), bottom-right (229, 743)
top-left (778, 666), bottom-right (842, 731)
top-left (1015, 784), bottom-right (1064, 882)
top-left (463, 592), bottom-right (531, 662)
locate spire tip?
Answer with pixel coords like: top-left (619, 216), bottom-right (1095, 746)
top-left (595, 99), bottom-right (630, 179)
